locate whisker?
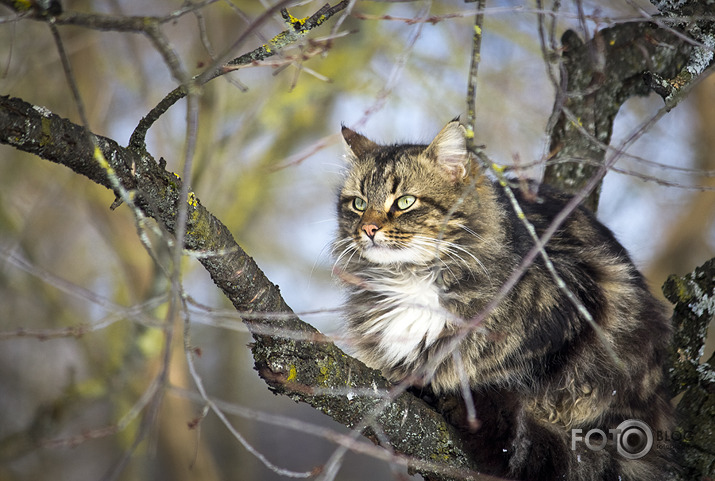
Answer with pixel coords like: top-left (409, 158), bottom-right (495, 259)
top-left (458, 223), bottom-right (485, 243)
top-left (443, 242), bottom-right (490, 280)
top-left (411, 235), bottom-right (491, 283)
top-left (407, 236), bottom-right (458, 277)
top-left (332, 240), bottom-right (358, 271)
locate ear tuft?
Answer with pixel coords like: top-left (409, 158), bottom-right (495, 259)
top-left (342, 125), bottom-right (379, 161)
top-left (425, 121), bottom-right (469, 180)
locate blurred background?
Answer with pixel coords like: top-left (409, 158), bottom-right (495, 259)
top-left (0, 0), bottom-right (713, 480)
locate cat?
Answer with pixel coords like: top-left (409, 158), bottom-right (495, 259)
top-left (333, 121), bottom-right (674, 481)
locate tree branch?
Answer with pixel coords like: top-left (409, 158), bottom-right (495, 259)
top-left (129, 0), bottom-right (349, 150)
top-left (539, 9), bottom-right (714, 479)
top-left (0, 0), bottom-right (350, 151)
top-left (0, 94), bottom-right (484, 481)
top-left (662, 258), bottom-right (715, 481)
top-left (542, 21), bottom-right (693, 210)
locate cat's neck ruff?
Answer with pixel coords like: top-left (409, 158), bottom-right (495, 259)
top-left (355, 265), bottom-right (454, 369)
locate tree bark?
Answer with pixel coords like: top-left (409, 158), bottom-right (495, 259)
top-left (543, 22), bottom-right (691, 211)
top-left (663, 258), bottom-right (715, 481)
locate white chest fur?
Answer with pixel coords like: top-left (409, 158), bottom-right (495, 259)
top-left (358, 267), bottom-right (453, 368)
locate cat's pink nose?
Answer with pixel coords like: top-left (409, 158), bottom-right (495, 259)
top-left (362, 224), bottom-right (380, 239)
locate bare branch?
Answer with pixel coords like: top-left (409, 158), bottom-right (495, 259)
top-left (130, 0), bottom-right (350, 150)
top-left (464, 0), bottom-right (485, 147)
top-left (0, 0), bottom-right (218, 29)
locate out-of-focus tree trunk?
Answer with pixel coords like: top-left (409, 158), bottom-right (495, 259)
top-left (646, 75), bottom-right (715, 284)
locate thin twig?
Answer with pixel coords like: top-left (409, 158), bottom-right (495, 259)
top-left (48, 22), bottom-right (90, 128)
top-left (170, 385), bottom-right (505, 480)
top-left (181, 296), bottom-right (315, 478)
top-left (350, 1), bottom-right (430, 132)
top-left (537, 0), bottom-right (564, 163)
top-left (130, 0), bottom-right (349, 150)
top-left (48, 11), bottom-right (186, 480)
top-left (464, 0), bottom-right (485, 147)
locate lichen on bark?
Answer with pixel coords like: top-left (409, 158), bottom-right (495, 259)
top-left (543, 23), bottom-right (691, 211)
top-left (662, 258), bottom-right (715, 481)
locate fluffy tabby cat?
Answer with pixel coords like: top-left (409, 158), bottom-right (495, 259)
top-left (334, 121), bottom-right (673, 481)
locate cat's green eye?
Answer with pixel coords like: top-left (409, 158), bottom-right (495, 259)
top-left (353, 197), bottom-right (368, 211)
top-left (396, 195), bottom-right (416, 210)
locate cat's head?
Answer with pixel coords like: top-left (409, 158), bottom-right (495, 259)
top-left (335, 121), bottom-right (485, 267)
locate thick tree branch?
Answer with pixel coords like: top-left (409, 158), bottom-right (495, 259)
top-left (539, 11), bottom-right (714, 480)
top-left (0, 95), bottom-right (483, 481)
top-left (662, 258), bottom-right (715, 481)
top-left (543, 21), bottom-right (693, 211)
top-left (646, 1), bottom-right (715, 111)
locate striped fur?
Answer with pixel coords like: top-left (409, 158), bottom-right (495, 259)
top-left (334, 122), bottom-right (674, 480)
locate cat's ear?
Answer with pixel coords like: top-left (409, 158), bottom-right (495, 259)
top-left (342, 126), bottom-right (378, 161)
top-left (425, 121), bottom-right (470, 180)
